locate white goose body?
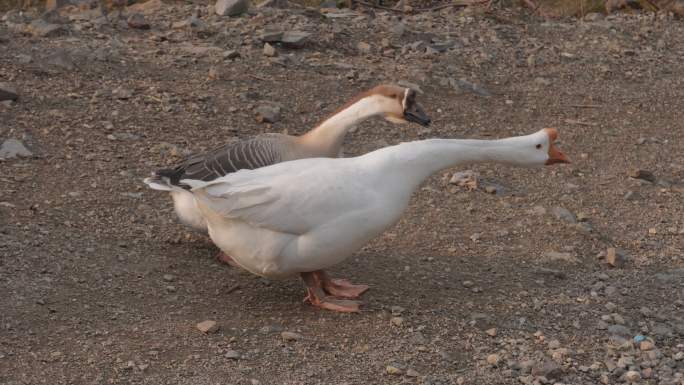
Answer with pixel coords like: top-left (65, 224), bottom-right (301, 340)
top-left (194, 157), bottom-right (409, 277)
top-left (183, 129), bottom-right (570, 280)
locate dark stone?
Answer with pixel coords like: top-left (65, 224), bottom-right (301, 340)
top-left (531, 360), bottom-right (563, 380)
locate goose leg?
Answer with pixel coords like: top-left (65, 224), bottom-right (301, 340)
top-left (301, 271), bottom-right (362, 313)
top-left (316, 270), bottom-right (369, 299)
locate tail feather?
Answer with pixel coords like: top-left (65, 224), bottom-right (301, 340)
top-left (179, 178), bottom-right (212, 191)
top-left (144, 172), bottom-right (186, 191)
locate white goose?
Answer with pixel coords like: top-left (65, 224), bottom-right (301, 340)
top-left (181, 128), bottom-right (571, 312)
top-left (144, 85), bottom-right (430, 263)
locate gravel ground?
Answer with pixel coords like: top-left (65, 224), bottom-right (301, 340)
top-left (1, 1), bottom-right (683, 384)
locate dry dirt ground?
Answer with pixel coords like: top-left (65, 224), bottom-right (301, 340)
top-left (1, 1), bottom-right (684, 384)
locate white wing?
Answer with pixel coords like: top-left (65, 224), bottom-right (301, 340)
top-left (182, 157), bottom-right (380, 235)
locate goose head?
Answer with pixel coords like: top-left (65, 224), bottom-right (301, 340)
top-left (514, 128), bottom-right (571, 167)
top-left (371, 85), bottom-right (431, 126)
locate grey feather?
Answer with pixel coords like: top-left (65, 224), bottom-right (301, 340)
top-left (153, 134), bottom-right (286, 187)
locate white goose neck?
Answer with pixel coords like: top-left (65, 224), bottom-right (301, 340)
top-left (364, 133), bottom-right (546, 190)
top-left (298, 95), bottom-right (387, 156)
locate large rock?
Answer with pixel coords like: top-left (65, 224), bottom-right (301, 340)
top-left (627, 168), bottom-right (656, 183)
top-left (0, 139), bottom-right (33, 160)
top-left (46, 0), bottom-right (71, 11)
top-left (41, 9), bottom-right (70, 24)
top-left (127, 13), bottom-right (150, 29)
top-left (257, 0), bottom-right (289, 8)
top-left (449, 78), bottom-right (491, 97)
top-left (3, 9), bottom-right (28, 32)
top-left (550, 206), bottom-right (577, 223)
top-left (127, 0), bottom-right (164, 14)
top-left (280, 331), bottom-right (303, 341)
top-left (669, 0), bottom-right (684, 17)
top-left (215, 0), bottom-right (249, 16)
top-left (0, 83), bottom-right (18, 101)
top-left (196, 320), bottom-right (219, 333)
top-left (531, 360), bottom-right (562, 381)
top-left (280, 31), bottom-right (310, 48)
top-left (255, 103), bottom-right (281, 123)
top-left (258, 31), bottom-right (310, 49)
top-left (44, 49), bottom-right (77, 71)
top-left (172, 15), bottom-right (207, 31)
top-left (260, 31), bottom-right (283, 43)
top-left (27, 19), bottom-right (64, 37)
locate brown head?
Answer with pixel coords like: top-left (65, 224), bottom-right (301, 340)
top-left (374, 85), bottom-right (431, 126)
top-left (329, 84), bottom-right (431, 127)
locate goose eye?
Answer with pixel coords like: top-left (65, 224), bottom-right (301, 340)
top-left (535, 144), bottom-right (542, 149)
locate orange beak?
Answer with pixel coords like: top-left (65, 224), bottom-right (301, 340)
top-left (543, 128), bottom-right (571, 165)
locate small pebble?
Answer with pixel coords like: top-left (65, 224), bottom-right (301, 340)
top-left (550, 206), bottom-right (577, 223)
top-left (263, 43), bottom-right (277, 57)
top-left (390, 317), bottom-right (404, 327)
top-left (485, 328), bottom-right (497, 337)
top-left (624, 370), bottom-right (641, 382)
top-left (606, 248), bottom-right (626, 267)
top-left (612, 314), bottom-right (625, 325)
top-left (604, 286), bottom-right (618, 296)
top-left (224, 350), bottom-right (241, 359)
top-left (639, 340), bottom-right (654, 351)
top-left (529, 205), bottom-right (547, 215)
top-left (484, 185), bottom-right (498, 194)
top-left (551, 348), bottom-right (569, 362)
top-left (486, 353), bottom-right (500, 366)
top-left (196, 320), bottom-right (219, 334)
top-left (627, 168), bottom-right (656, 183)
top-left (617, 356), bottom-right (634, 369)
top-left (386, 365), bottom-right (403, 375)
top-left (281, 331), bottom-right (303, 341)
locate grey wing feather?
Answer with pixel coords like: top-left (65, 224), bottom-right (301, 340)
top-left (153, 135), bottom-right (284, 186)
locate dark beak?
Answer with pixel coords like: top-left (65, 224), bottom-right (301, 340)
top-left (404, 102), bottom-right (431, 127)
